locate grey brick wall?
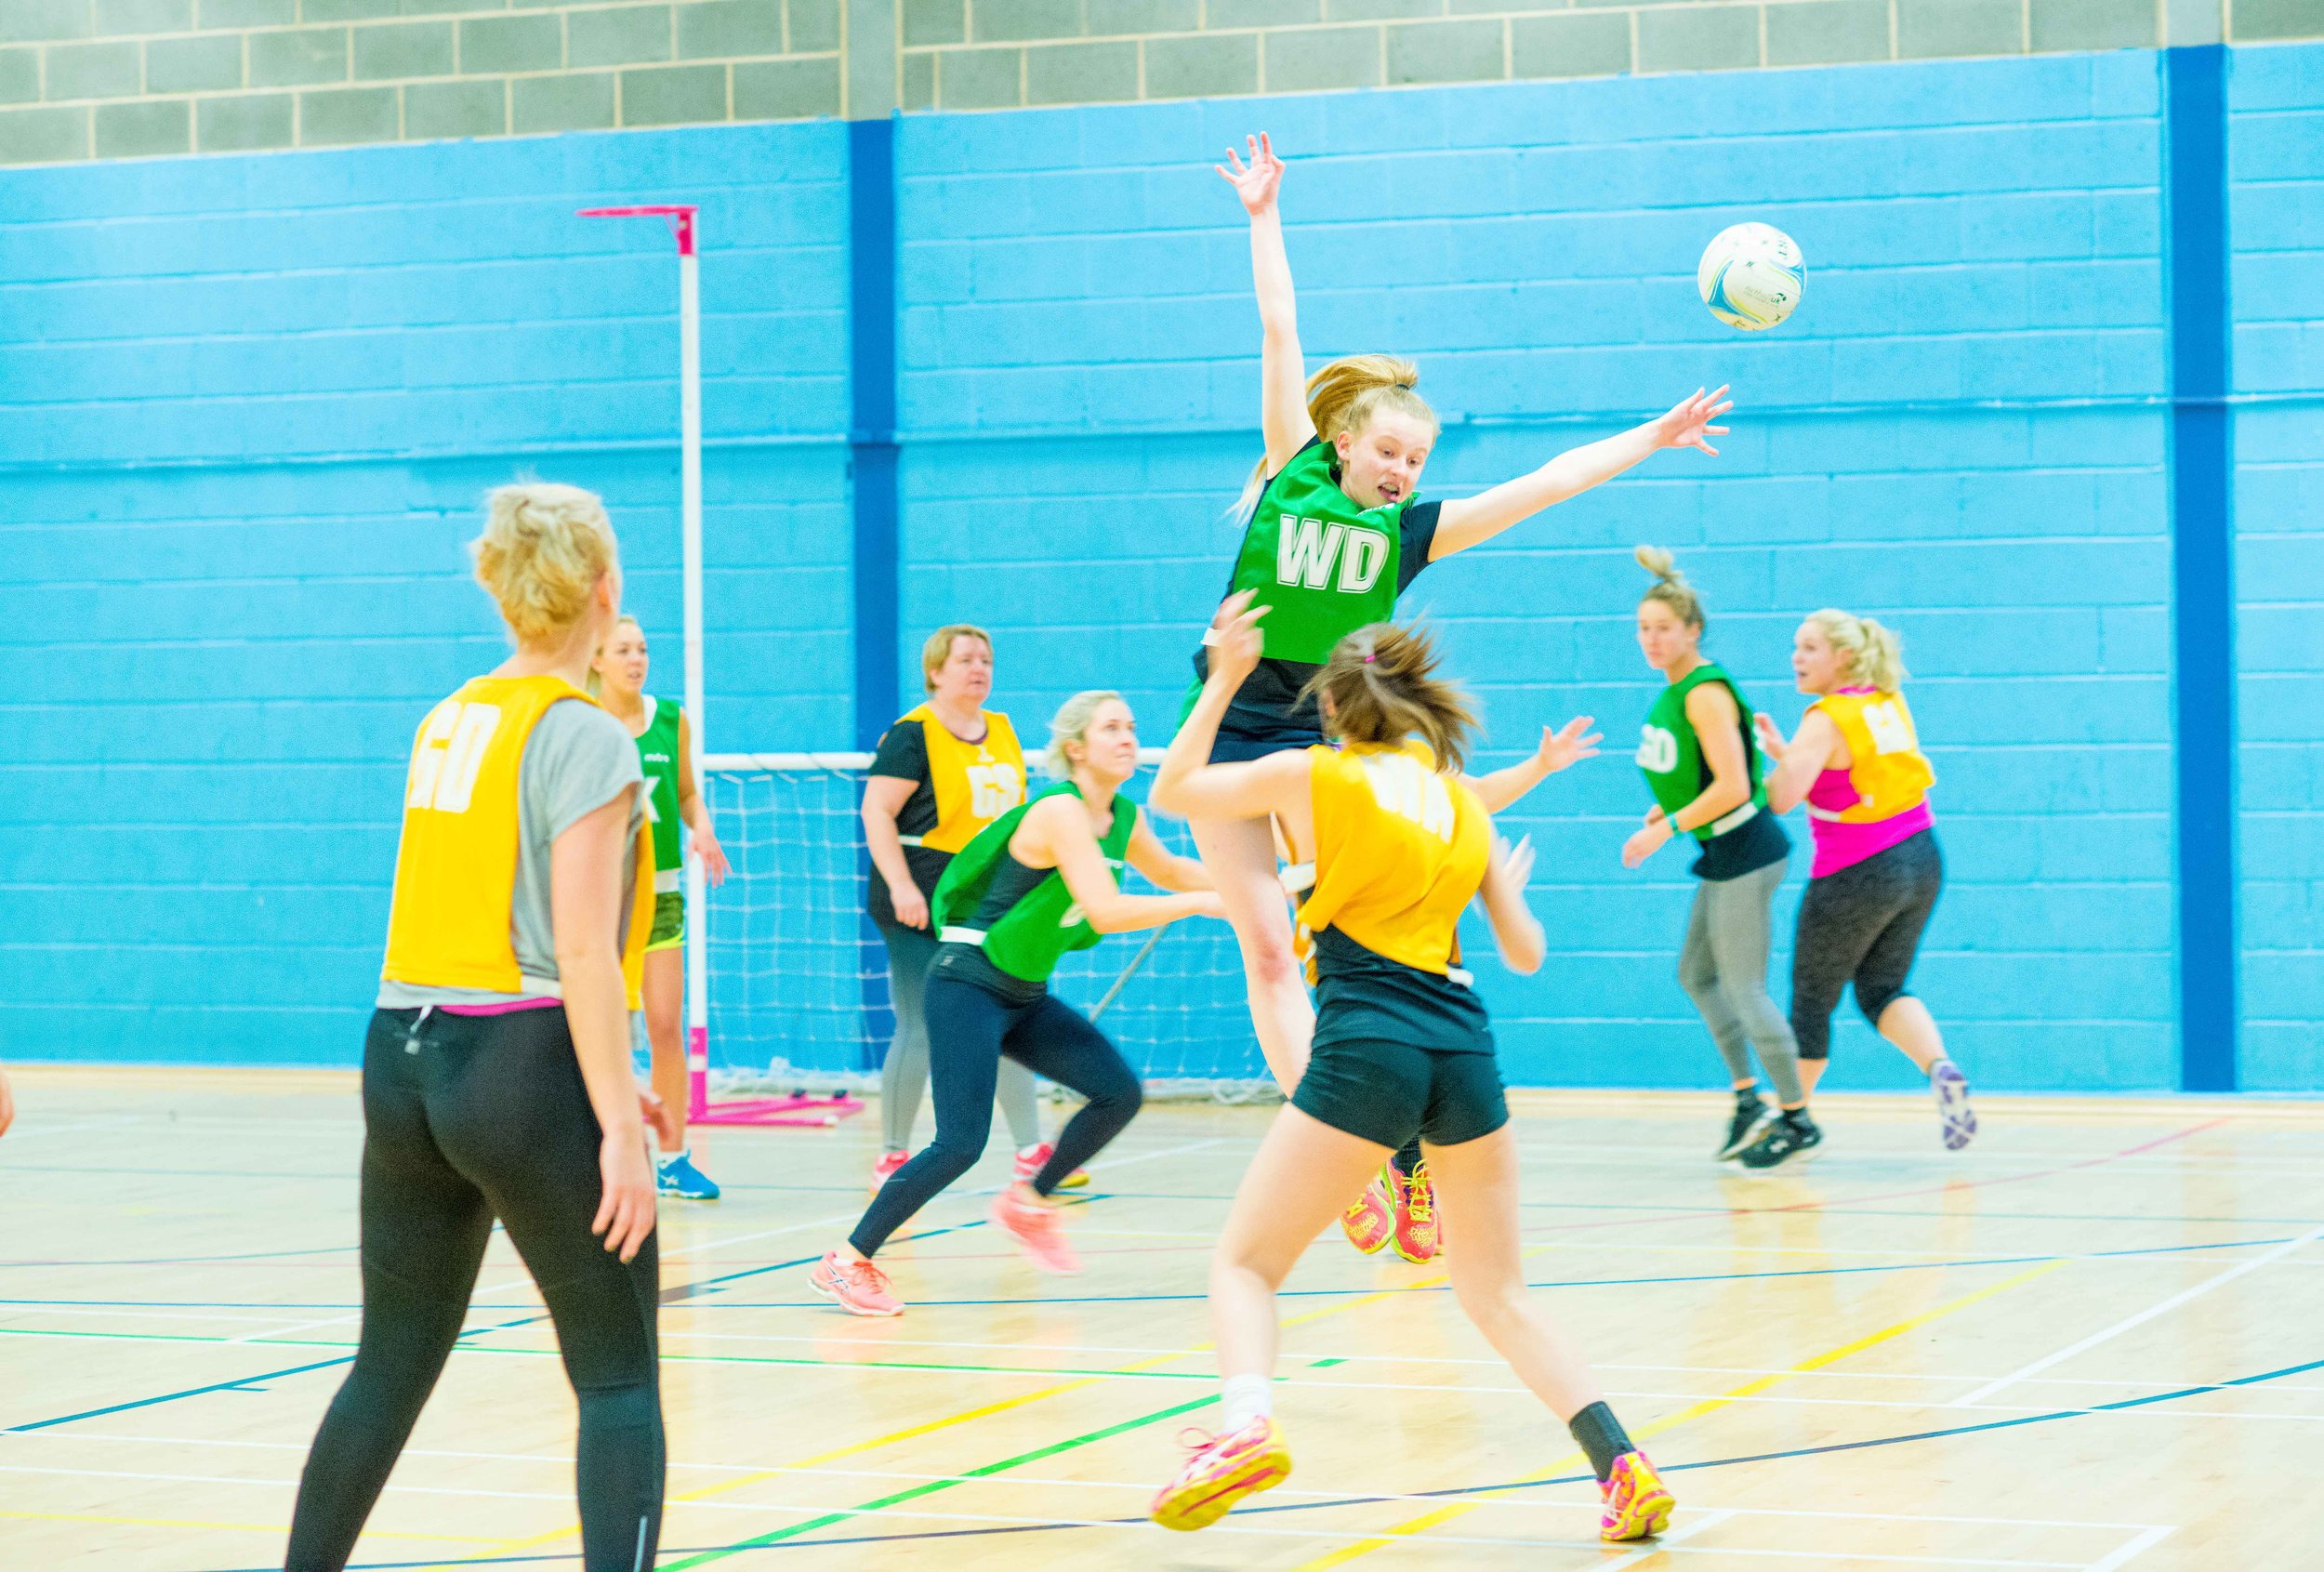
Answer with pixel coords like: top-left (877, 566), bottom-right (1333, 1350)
top-left (0, 0), bottom-right (2314, 163)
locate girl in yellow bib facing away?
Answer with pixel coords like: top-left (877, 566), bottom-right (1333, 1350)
top-left (1756, 609), bottom-right (1974, 1151)
top-left (1145, 594), bottom-right (1674, 1547)
top-left (286, 484), bottom-right (676, 1572)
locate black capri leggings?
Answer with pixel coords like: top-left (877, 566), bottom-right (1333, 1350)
top-left (852, 963), bottom-right (1143, 1259)
top-left (1789, 828), bottom-right (1944, 1062)
top-left (286, 1006), bottom-right (663, 1572)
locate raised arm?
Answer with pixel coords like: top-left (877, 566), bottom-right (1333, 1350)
top-left (1476, 834), bottom-right (1545, 976)
top-left (1464, 716), bottom-right (1601, 814)
top-left (1430, 387), bottom-right (1733, 561)
top-left (1756, 707), bottom-right (1842, 817)
top-left (1021, 797), bottom-right (1220, 934)
top-left (1219, 134), bottom-right (1314, 472)
top-left (1126, 813), bottom-right (1212, 893)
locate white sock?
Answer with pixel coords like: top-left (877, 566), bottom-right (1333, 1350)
top-left (1220, 1373), bottom-right (1273, 1433)
top-left (661, 1147), bottom-right (686, 1168)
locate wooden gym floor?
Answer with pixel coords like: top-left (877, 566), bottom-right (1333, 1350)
top-left (3, 1065), bottom-right (2321, 1570)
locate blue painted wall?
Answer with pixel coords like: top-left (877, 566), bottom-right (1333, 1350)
top-left (5, 46), bottom-right (2317, 1090)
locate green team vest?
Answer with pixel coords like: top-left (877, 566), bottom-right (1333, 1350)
top-left (930, 782), bottom-right (1139, 984)
top-left (1637, 662), bottom-right (1767, 842)
top-left (1225, 439), bottom-right (1409, 663)
top-left (635, 697), bottom-right (684, 892)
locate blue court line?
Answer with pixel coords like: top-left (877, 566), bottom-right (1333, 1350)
top-left (0, 1231), bottom-right (2293, 1316)
top-left (170, 1350), bottom-right (2324, 1569)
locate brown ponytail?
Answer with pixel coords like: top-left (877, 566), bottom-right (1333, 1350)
top-left (1301, 621), bottom-right (1477, 775)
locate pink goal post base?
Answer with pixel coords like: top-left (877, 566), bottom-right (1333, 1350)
top-left (685, 1027), bottom-right (865, 1129)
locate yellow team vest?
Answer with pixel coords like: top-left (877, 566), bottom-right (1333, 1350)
top-left (381, 674), bottom-right (655, 1009)
top-left (899, 705), bottom-right (1026, 854)
top-left (1809, 689), bottom-right (1936, 823)
top-left (1298, 740), bottom-right (1490, 976)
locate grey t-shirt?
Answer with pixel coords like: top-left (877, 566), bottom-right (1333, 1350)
top-left (378, 697), bottom-right (647, 1010)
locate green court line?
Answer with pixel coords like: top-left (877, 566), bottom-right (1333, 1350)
top-left (657, 1393), bottom-right (1214, 1570)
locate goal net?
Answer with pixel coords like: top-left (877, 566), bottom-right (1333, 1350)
top-left (698, 751), bottom-right (1276, 1103)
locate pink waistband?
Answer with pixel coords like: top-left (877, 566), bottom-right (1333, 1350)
top-left (437, 997), bottom-right (562, 1017)
top-left (1809, 801), bottom-right (1934, 878)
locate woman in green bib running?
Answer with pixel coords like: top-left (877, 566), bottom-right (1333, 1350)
top-left (1200, 134), bottom-right (1733, 1237)
top-left (810, 693), bottom-right (1222, 1316)
top-left (592, 616), bottom-right (732, 1200)
top-left (1621, 549), bottom-right (1816, 1169)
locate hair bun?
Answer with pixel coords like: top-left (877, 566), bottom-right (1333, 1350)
top-left (1633, 544), bottom-right (1681, 584)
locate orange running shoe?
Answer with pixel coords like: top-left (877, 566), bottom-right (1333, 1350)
top-left (867, 1148), bottom-right (909, 1196)
top-left (1150, 1418), bottom-right (1292, 1531)
top-left (807, 1250), bottom-right (904, 1317)
top-left (1340, 1166), bottom-right (1393, 1254)
top-left (1598, 1450), bottom-right (1675, 1541)
top-left (1389, 1159), bottom-right (1441, 1264)
top-left (990, 1184), bottom-right (1080, 1274)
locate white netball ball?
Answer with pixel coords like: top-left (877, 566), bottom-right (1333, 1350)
top-left (1697, 222), bottom-right (1805, 332)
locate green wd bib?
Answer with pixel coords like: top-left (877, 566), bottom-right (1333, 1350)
top-left (1224, 439), bottom-right (1409, 664)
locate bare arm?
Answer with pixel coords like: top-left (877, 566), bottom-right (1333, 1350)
top-left (1463, 717), bottom-right (1601, 814)
top-left (1219, 135), bottom-right (1315, 471)
top-left (549, 789), bottom-right (657, 1262)
top-left (1018, 798), bottom-right (1220, 934)
top-left (1620, 682), bottom-right (1757, 869)
top-left (675, 710), bottom-right (729, 885)
top-left (1126, 813), bottom-right (1211, 892)
top-left (1430, 388), bottom-right (1733, 561)
top-left (860, 774), bottom-right (928, 929)
top-left (1477, 835), bottom-right (1545, 976)
top-left (1758, 707), bottom-right (1842, 816)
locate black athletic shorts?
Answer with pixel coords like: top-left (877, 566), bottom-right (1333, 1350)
top-left (1292, 1037), bottom-right (1510, 1151)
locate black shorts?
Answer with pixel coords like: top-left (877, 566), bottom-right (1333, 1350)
top-left (1292, 1037), bottom-right (1510, 1151)
top-left (1208, 725), bottom-right (1326, 764)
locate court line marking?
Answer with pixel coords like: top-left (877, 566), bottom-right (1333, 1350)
top-left (1950, 1223), bottom-right (2324, 1407)
top-left (0, 1506), bottom-right (503, 1545)
top-left (2085, 1525), bottom-right (2174, 1572)
top-left (1283, 1258), bottom-right (2070, 1571)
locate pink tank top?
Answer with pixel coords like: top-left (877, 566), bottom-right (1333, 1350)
top-left (1806, 768), bottom-right (1933, 878)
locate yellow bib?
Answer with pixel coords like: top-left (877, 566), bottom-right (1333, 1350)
top-left (380, 674), bottom-right (655, 1008)
top-left (1298, 740), bottom-right (1489, 975)
top-left (903, 705), bottom-right (1026, 854)
top-left (1810, 689), bottom-right (1935, 823)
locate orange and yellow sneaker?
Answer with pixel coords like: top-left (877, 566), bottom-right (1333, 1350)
top-left (1598, 1450), bottom-right (1674, 1541)
top-left (1340, 1167), bottom-right (1393, 1254)
top-left (1149, 1418), bottom-right (1292, 1531)
top-left (1389, 1160), bottom-right (1441, 1264)
top-left (1013, 1141), bottom-right (1089, 1189)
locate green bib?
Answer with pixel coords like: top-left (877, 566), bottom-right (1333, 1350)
top-left (1637, 662), bottom-right (1767, 842)
top-left (1225, 438), bottom-right (1408, 664)
top-left (635, 697), bottom-right (683, 892)
top-left (931, 782), bottom-right (1139, 984)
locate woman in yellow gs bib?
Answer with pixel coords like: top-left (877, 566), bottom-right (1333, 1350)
top-left (1145, 595), bottom-right (1672, 1547)
top-left (286, 484), bottom-right (675, 1572)
top-left (1756, 610), bottom-right (1974, 1150)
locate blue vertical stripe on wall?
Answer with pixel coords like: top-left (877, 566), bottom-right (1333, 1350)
top-left (850, 115), bottom-right (903, 751)
top-left (2163, 46), bottom-right (2238, 1091)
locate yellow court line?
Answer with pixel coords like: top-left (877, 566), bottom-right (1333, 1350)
top-left (1286, 1258), bottom-right (2070, 1571)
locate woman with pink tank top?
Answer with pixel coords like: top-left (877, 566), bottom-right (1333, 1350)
top-left (1755, 610), bottom-right (1975, 1152)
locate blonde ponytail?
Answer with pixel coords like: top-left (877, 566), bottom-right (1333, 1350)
top-left (472, 482), bottom-right (618, 644)
top-left (1805, 608), bottom-right (1908, 691)
top-left (1230, 353), bottom-right (1438, 521)
top-left (1634, 545), bottom-right (1706, 631)
top-left (1300, 621), bottom-right (1477, 775)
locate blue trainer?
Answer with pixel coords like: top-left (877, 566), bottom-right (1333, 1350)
top-left (657, 1150), bottom-right (721, 1200)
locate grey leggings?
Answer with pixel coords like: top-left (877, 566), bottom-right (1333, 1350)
top-left (1678, 857), bottom-right (1806, 1105)
top-left (877, 918), bottom-right (1039, 1152)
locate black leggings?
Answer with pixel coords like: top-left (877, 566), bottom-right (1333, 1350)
top-left (852, 968), bottom-right (1142, 1258)
top-left (1789, 828), bottom-right (1944, 1061)
top-left (286, 1007), bottom-right (663, 1572)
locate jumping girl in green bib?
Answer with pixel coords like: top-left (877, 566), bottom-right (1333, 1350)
top-left (1196, 134), bottom-right (1735, 1252)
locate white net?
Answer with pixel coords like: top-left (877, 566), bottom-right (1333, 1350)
top-left (700, 752), bottom-right (1276, 1103)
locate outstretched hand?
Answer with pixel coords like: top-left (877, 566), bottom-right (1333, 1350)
top-left (1203, 589), bottom-right (1268, 684)
top-left (1655, 385), bottom-right (1733, 456)
top-left (1216, 133), bottom-right (1285, 216)
top-left (1534, 716), bottom-right (1602, 775)
top-left (1753, 712), bottom-right (1788, 760)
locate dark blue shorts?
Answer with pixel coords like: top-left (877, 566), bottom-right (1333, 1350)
top-left (1208, 727), bottom-right (1325, 764)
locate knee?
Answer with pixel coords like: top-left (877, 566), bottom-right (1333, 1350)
top-left (1858, 984), bottom-right (1907, 1026)
top-left (1676, 949), bottom-right (1716, 995)
top-left (1094, 1073), bottom-right (1142, 1122)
